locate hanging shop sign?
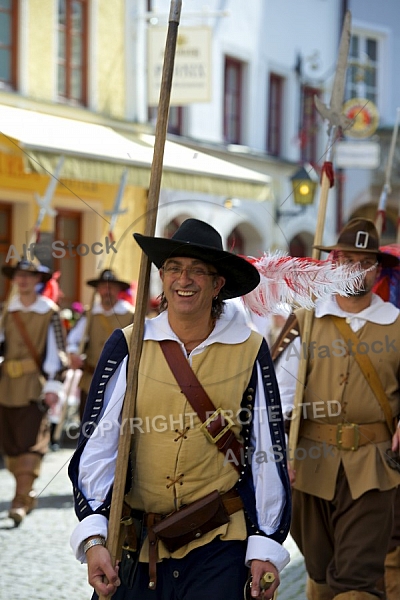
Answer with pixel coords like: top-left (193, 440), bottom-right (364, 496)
top-left (148, 26), bottom-right (212, 106)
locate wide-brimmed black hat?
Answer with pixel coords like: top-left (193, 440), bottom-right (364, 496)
top-left (314, 218), bottom-right (399, 269)
top-left (86, 269), bottom-right (130, 291)
top-left (2, 259), bottom-right (52, 283)
top-left (133, 218), bottom-right (260, 300)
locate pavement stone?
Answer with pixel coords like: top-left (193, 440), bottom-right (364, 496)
top-left (0, 446), bottom-right (307, 600)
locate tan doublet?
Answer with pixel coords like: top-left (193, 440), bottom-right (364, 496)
top-left (0, 309), bottom-right (54, 407)
top-left (294, 309), bottom-right (400, 500)
top-left (80, 310), bottom-right (134, 393)
top-left (123, 329), bottom-right (262, 560)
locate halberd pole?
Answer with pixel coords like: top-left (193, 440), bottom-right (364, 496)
top-left (288, 11), bottom-right (352, 460)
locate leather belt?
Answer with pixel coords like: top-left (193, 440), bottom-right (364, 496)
top-left (4, 358), bottom-right (38, 378)
top-left (300, 421), bottom-right (391, 451)
top-left (143, 488), bottom-right (243, 527)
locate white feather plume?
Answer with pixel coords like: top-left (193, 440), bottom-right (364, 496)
top-left (242, 252), bottom-right (366, 315)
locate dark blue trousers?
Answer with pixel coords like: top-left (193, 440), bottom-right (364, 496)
top-left (92, 538), bottom-right (248, 600)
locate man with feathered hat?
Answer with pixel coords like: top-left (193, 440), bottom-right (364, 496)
top-left (0, 258), bottom-right (67, 525)
top-left (66, 268), bottom-right (134, 420)
top-left (68, 218), bottom-right (291, 600)
top-left (273, 218), bottom-right (400, 600)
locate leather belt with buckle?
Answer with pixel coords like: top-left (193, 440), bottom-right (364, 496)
top-left (4, 358), bottom-right (37, 378)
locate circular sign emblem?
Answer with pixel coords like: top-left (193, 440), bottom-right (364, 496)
top-left (343, 98), bottom-right (380, 139)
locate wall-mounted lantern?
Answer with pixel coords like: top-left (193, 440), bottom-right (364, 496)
top-left (291, 166), bottom-right (317, 205)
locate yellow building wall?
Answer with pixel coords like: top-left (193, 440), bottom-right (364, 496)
top-left (28, 0), bottom-right (55, 101)
top-left (96, 0), bottom-right (126, 118)
top-left (0, 150), bottom-right (147, 305)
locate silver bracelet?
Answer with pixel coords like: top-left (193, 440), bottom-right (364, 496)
top-left (83, 536), bottom-right (106, 554)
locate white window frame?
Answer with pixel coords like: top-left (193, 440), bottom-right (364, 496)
top-left (347, 21), bottom-right (390, 116)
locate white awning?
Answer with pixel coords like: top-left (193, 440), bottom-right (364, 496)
top-left (0, 104), bottom-right (271, 200)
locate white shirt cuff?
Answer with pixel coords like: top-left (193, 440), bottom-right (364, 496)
top-left (70, 514), bottom-right (109, 563)
top-left (245, 535), bottom-right (290, 572)
top-left (42, 380), bottom-right (64, 396)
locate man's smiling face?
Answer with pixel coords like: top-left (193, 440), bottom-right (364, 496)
top-left (160, 257), bottom-right (225, 319)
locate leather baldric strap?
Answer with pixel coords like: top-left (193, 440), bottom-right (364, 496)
top-left (159, 339), bottom-right (243, 472)
top-left (11, 311), bottom-right (45, 380)
top-left (330, 315), bottom-right (395, 435)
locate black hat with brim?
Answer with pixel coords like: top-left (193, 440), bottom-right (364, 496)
top-left (133, 219), bottom-right (260, 300)
top-left (86, 269), bottom-right (130, 291)
top-left (2, 259), bottom-right (52, 283)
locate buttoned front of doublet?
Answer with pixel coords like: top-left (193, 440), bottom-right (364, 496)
top-left (80, 310), bottom-right (134, 393)
top-left (294, 312), bottom-right (400, 500)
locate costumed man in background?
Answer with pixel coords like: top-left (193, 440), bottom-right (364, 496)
top-left (66, 269), bottom-right (134, 421)
top-left (0, 259), bottom-right (67, 525)
top-left (273, 218), bottom-right (400, 600)
top-left (69, 219), bottom-right (291, 600)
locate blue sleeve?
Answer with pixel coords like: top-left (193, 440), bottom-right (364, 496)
top-left (236, 339), bottom-right (291, 544)
top-left (68, 328), bottom-right (130, 521)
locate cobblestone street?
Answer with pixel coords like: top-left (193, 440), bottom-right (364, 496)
top-left (0, 447), bottom-right (306, 600)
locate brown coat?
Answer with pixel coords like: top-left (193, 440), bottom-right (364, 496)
top-left (292, 309), bottom-right (400, 500)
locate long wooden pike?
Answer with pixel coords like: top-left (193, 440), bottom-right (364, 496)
top-left (288, 11), bottom-right (352, 460)
top-left (98, 2), bottom-right (182, 598)
top-left (375, 107), bottom-right (400, 237)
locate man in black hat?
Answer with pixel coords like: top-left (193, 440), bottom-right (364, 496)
top-left (0, 259), bottom-right (67, 525)
top-left (273, 218), bottom-right (400, 600)
top-left (67, 269), bottom-right (135, 420)
top-left (68, 219), bottom-right (291, 600)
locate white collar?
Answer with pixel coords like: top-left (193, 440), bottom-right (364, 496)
top-left (315, 294), bottom-right (399, 330)
top-left (144, 302), bottom-right (252, 353)
top-left (91, 298), bottom-right (133, 315)
top-left (8, 294), bottom-right (56, 314)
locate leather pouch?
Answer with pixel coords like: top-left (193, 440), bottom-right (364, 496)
top-left (151, 490), bottom-right (230, 553)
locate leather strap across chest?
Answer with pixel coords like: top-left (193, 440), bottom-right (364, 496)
top-left (330, 315), bottom-right (395, 434)
top-left (159, 339), bottom-right (243, 472)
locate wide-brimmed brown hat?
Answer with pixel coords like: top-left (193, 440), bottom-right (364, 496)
top-left (133, 218), bottom-right (260, 300)
top-left (314, 218), bottom-right (399, 268)
top-left (2, 258), bottom-right (52, 282)
top-left (86, 269), bottom-right (130, 291)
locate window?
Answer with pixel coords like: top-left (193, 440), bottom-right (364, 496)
top-left (0, 0), bottom-right (18, 90)
top-left (57, 0), bottom-right (88, 105)
top-left (224, 57), bottom-right (243, 144)
top-left (267, 73), bottom-right (284, 156)
top-left (300, 85), bottom-right (320, 165)
top-left (54, 210), bottom-right (82, 308)
top-left (168, 106), bottom-right (184, 136)
top-left (148, 105), bottom-right (185, 135)
top-left (346, 33), bottom-right (379, 104)
top-left (0, 202), bottom-right (12, 301)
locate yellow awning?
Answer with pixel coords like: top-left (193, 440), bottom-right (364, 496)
top-left (0, 105), bottom-right (271, 200)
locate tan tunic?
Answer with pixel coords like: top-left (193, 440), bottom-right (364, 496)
top-left (0, 309), bottom-right (54, 407)
top-left (80, 309), bottom-right (134, 393)
top-left (123, 330), bottom-right (262, 560)
top-left (293, 309), bottom-right (400, 500)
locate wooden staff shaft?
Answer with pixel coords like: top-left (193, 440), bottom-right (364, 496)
top-left (287, 170), bottom-right (332, 459)
top-left (98, 3), bottom-right (182, 598)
